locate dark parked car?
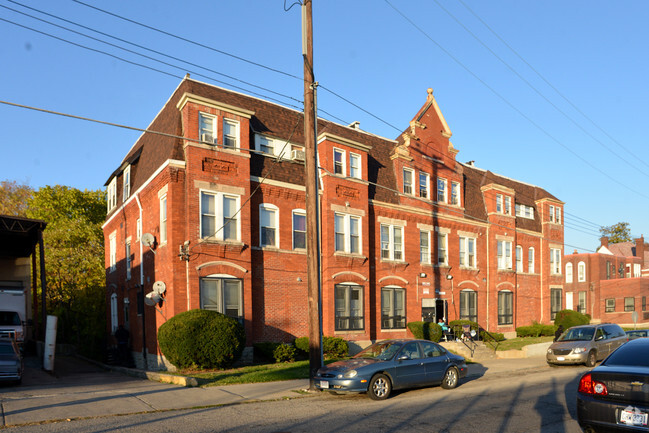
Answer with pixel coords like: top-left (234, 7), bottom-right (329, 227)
top-left (626, 329), bottom-right (649, 340)
top-left (0, 337), bottom-right (23, 385)
top-left (315, 339), bottom-right (467, 400)
top-left (546, 323), bottom-right (627, 367)
top-left (577, 337), bottom-right (649, 432)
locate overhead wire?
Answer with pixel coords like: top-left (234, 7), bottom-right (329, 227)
top-left (383, 0), bottom-right (649, 201)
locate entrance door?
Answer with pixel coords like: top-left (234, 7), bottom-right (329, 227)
top-left (435, 299), bottom-right (447, 322)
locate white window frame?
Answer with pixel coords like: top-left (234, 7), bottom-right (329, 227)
top-left (634, 263), bottom-right (641, 277)
top-left (437, 232), bottom-right (448, 266)
top-left (200, 275), bottom-right (243, 320)
top-left (292, 209), bottom-right (306, 250)
top-left (259, 203), bottom-right (279, 248)
top-left (159, 194), bottom-right (167, 245)
top-left (505, 196), bottom-right (512, 215)
top-left (419, 172), bottom-right (430, 199)
top-left (550, 248), bottom-right (562, 275)
top-left (380, 224), bottom-right (404, 261)
top-left (556, 207), bottom-right (562, 224)
top-left (334, 213), bottom-right (361, 254)
top-left (199, 112), bottom-right (217, 144)
top-left (566, 263), bottom-right (573, 283)
top-left (497, 240), bottom-right (512, 270)
top-left (222, 118), bottom-right (240, 149)
top-left (459, 236), bottom-right (477, 268)
top-left (136, 218), bottom-right (142, 242)
top-left (549, 205), bottom-right (555, 223)
top-left (528, 247), bottom-right (535, 273)
top-left (578, 261), bottom-right (586, 282)
top-left (349, 152), bottom-right (361, 179)
top-left (200, 191), bottom-right (241, 241)
top-left (516, 245), bottom-right (523, 272)
top-left (451, 181), bottom-right (460, 206)
top-left (333, 148), bottom-right (345, 175)
top-left (381, 286), bottom-right (406, 329)
top-left (437, 178), bottom-right (447, 203)
top-left (122, 165), bottom-right (131, 202)
top-left (258, 136), bottom-right (275, 155)
top-left (107, 178), bottom-right (117, 212)
top-left (110, 293), bottom-right (118, 333)
top-left (420, 230), bottom-right (430, 264)
top-left (109, 231), bottom-right (117, 273)
top-left (403, 168), bottom-right (414, 195)
top-left (496, 194), bottom-right (503, 214)
top-left (125, 239), bottom-right (131, 280)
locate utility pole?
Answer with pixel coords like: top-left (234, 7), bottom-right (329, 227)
top-left (302, 0), bottom-right (322, 390)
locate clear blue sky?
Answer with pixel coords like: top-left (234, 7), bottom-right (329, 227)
top-left (2, 0), bottom-right (648, 253)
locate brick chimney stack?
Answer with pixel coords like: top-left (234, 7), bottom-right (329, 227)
top-left (600, 236), bottom-right (609, 248)
top-left (635, 235), bottom-right (645, 261)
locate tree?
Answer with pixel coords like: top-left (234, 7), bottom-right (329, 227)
top-left (600, 222), bottom-right (632, 244)
top-left (0, 180), bottom-right (33, 216)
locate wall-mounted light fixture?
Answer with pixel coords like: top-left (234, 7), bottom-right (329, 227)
top-left (446, 274), bottom-right (453, 280)
top-left (419, 272), bottom-right (427, 278)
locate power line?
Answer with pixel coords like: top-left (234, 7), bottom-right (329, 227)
top-left (383, 0), bottom-right (649, 201)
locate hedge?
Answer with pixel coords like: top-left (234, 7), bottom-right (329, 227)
top-left (407, 321), bottom-right (443, 342)
top-left (294, 336), bottom-right (349, 358)
top-left (516, 322), bottom-right (556, 337)
top-left (553, 309), bottom-right (590, 330)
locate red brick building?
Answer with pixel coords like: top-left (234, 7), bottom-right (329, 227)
top-left (103, 77), bottom-right (565, 369)
top-left (563, 236), bottom-right (649, 326)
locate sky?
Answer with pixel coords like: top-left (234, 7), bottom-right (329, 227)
top-left (1, 0), bottom-right (648, 254)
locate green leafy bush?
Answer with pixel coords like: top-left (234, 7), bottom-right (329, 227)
top-left (293, 336), bottom-right (349, 358)
top-left (481, 331), bottom-right (505, 342)
top-left (554, 309), bottom-right (590, 330)
top-left (273, 343), bottom-right (296, 363)
top-left (157, 309), bottom-right (245, 369)
top-left (407, 321), bottom-right (443, 342)
top-left (449, 319), bottom-right (479, 339)
top-left (516, 322), bottom-right (556, 337)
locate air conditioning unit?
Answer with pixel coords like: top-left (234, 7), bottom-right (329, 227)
top-left (291, 149), bottom-right (305, 162)
top-left (201, 133), bottom-right (215, 144)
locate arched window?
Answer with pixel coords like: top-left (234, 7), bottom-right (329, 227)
top-left (498, 291), bottom-right (513, 325)
top-left (578, 261), bottom-right (586, 282)
top-left (460, 290), bottom-right (477, 322)
top-left (565, 263), bottom-right (573, 283)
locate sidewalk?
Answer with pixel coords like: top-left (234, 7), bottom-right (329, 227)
top-left (0, 355), bottom-right (550, 427)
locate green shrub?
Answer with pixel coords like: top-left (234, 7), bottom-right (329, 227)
top-left (516, 322), bottom-right (556, 337)
top-left (253, 342), bottom-right (280, 363)
top-left (157, 309), bottom-right (245, 369)
top-left (293, 336), bottom-right (349, 358)
top-left (273, 343), bottom-right (296, 362)
top-left (481, 331), bottom-right (505, 342)
top-left (449, 319), bottom-right (479, 339)
top-left (554, 309), bottom-right (590, 330)
top-left (407, 321), bottom-right (443, 342)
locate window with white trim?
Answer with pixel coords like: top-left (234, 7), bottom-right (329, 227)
top-left (292, 210), bottom-right (306, 250)
top-left (551, 288), bottom-right (562, 319)
top-left (380, 224), bottom-right (403, 261)
top-left (260, 204), bottom-right (279, 247)
top-left (110, 293), bottom-right (118, 333)
top-left (334, 148), bottom-right (345, 175)
top-left (437, 178), bottom-right (447, 203)
top-left (160, 195), bottom-right (167, 245)
top-left (259, 136), bottom-right (275, 155)
top-left (334, 213), bottom-right (361, 254)
top-left (459, 236), bottom-right (476, 268)
top-left (437, 232), bottom-right (448, 265)
top-left (578, 291), bottom-right (587, 314)
top-left (516, 245), bottom-right (523, 272)
top-left (199, 112), bottom-right (216, 144)
top-left (201, 192), bottom-right (241, 241)
top-left (107, 178), bottom-right (117, 212)
top-left (634, 263), bottom-right (641, 277)
top-left (556, 207), bottom-right (562, 224)
top-left (420, 230), bottom-right (430, 264)
top-left (125, 240), bottom-right (131, 280)
top-left (550, 248), bottom-right (562, 275)
top-left (565, 263), bottom-right (573, 283)
top-left (496, 194), bottom-right (503, 213)
top-left (498, 291), bottom-right (513, 325)
top-left (505, 196), bottom-right (512, 215)
top-left (122, 165), bottom-right (131, 202)
top-left (516, 203), bottom-right (535, 219)
top-left (460, 290), bottom-right (477, 322)
top-left (223, 118), bottom-right (239, 149)
top-left (451, 181), bottom-right (460, 205)
top-left (528, 247), bottom-right (535, 273)
top-left (349, 153), bottom-right (361, 179)
top-left (335, 283), bottom-right (364, 331)
top-left (381, 286), bottom-right (406, 329)
top-left (419, 172), bottom-right (430, 199)
top-left (497, 240), bottom-right (512, 270)
top-left (578, 261), bottom-right (586, 282)
top-left (136, 218), bottom-right (141, 242)
top-left (109, 232), bottom-right (116, 273)
top-left (200, 276), bottom-right (243, 320)
top-left (403, 168), bottom-right (414, 195)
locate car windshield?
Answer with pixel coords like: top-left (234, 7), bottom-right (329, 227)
top-left (0, 312), bottom-right (20, 326)
top-left (0, 344), bottom-right (16, 355)
top-left (558, 328), bottom-right (594, 341)
top-left (354, 341), bottom-right (402, 361)
top-left (626, 331), bottom-right (648, 338)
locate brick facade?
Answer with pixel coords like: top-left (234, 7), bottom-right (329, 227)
top-left (103, 78), bottom-right (565, 369)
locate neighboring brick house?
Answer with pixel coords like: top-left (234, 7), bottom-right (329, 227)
top-left (103, 77), bottom-right (565, 369)
top-left (563, 236), bottom-right (649, 325)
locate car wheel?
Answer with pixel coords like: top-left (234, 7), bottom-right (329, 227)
top-left (368, 373), bottom-right (391, 400)
top-left (441, 367), bottom-right (459, 389)
top-left (585, 350), bottom-right (597, 367)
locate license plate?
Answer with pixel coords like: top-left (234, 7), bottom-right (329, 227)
top-left (320, 380), bottom-right (329, 389)
top-left (620, 408), bottom-right (648, 426)
top-left (556, 356), bottom-right (565, 361)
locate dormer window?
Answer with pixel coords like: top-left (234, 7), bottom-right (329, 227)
top-left (122, 165), bottom-right (131, 202)
top-left (419, 172), bottom-right (430, 199)
top-left (349, 153), bottom-right (361, 179)
top-left (199, 113), bottom-right (216, 144)
top-left (107, 178), bottom-right (117, 212)
top-left (437, 178), bottom-right (447, 203)
top-left (223, 118), bottom-right (239, 149)
top-left (334, 148), bottom-right (345, 175)
top-left (403, 168), bottom-right (414, 195)
top-left (450, 181), bottom-right (460, 205)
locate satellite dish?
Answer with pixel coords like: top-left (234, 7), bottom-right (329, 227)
top-left (153, 281), bottom-right (166, 295)
top-left (141, 233), bottom-right (155, 247)
top-left (145, 291), bottom-right (161, 306)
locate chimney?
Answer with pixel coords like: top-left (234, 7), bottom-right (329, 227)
top-left (635, 235), bottom-right (645, 260)
top-left (573, 249), bottom-right (578, 254)
top-left (348, 121), bottom-right (361, 130)
top-left (600, 236), bottom-right (609, 248)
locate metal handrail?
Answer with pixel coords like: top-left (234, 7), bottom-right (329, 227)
top-left (480, 328), bottom-right (501, 352)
